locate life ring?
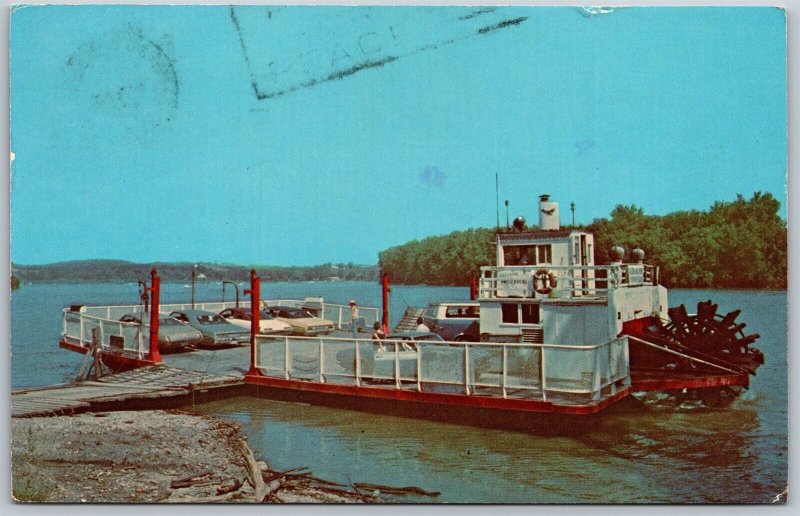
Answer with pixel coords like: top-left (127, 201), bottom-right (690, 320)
top-left (533, 269), bottom-right (557, 295)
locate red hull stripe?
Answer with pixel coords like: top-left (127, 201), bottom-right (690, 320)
top-left (244, 374), bottom-right (630, 415)
top-left (59, 340), bottom-right (157, 372)
top-left (631, 372), bottom-right (749, 391)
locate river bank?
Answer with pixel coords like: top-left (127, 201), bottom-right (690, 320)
top-left (11, 410), bottom-right (384, 503)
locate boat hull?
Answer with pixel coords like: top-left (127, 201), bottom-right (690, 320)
top-left (59, 339), bottom-right (157, 372)
top-left (244, 373), bottom-right (631, 417)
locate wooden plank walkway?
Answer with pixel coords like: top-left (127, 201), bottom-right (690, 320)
top-left (11, 365), bottom-right (243, 418)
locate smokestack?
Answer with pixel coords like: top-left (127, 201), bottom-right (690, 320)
top-left (539, 194), bottom-right (560, 230)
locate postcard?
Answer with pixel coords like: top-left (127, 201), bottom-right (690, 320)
top-left (9, 4), bottom-right (788, 504)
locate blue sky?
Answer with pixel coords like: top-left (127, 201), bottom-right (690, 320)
top-left (9, 5), bottom-right (787, 266)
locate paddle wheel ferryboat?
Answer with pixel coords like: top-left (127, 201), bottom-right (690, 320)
top-left (243, 195), bottom-right (763, 415)
top-left (59, 195), bottom-right (763, 420)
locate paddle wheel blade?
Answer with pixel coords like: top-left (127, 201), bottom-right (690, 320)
top-left (623, 299), bottom-right (764, 407)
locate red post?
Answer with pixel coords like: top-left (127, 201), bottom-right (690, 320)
top-left (381, 272), bottom-right (390, 334)
top-left (245, 269), bottom-right (262, 376)
top-left (148, 268), bottom-right (162, 363)
top-left (470, 274), bottom-right (478, 300)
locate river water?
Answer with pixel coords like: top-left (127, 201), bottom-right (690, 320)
top-left (10, 282), bottom-right (788, 503)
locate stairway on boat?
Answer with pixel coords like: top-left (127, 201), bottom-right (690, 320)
top-left (394, 307), bottom-right (425, 332)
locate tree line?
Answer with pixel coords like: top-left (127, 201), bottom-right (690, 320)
top-left (11, 261), bottom-right (378, 284)
top-left (378, 193), bottom-right (787, 289)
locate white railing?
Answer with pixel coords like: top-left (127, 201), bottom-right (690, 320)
top-left (254, 335), bottom-right (630, 403)
top-left (262, 299), bottom-right (379, 331)
top-left (62, 308), bottom-right (148, 358)
top-left (479, 264), bottom-right (658, 300)
top-left (63, 299), bottom-right (382, 354)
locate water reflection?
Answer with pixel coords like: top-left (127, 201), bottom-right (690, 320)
top-left (191, 392), bottom-right (775, 503)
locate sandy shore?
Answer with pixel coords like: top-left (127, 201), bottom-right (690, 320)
top-left (11, 410), bottom-right (377, 503)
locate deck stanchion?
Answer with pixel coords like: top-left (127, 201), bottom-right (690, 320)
top-left (245, 269), bottom-right (262, 376)
top-left (394, 341), bottom-right (400, 389)
top-left (381, 272), bottom-right (390, 334)
top-left (416, 344), bottom-right (422, 392)
top-left (355, 340), bottom-right (361, 387)
top-left (319, 338), bottom-right (325, 383)
top-left (284, 337), bottom-right (290, 379)
top-left (502, 344), bottom-right (507, 399)
top-left (593, 346), bottom-right (601, 401)
top-left (147, 269), bottom-right (162, 363)
top-left (541, 347), bottom-right (547, 402)
top-left (464, 344), bottom-right (471, 395)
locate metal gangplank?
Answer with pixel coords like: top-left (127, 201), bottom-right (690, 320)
top-left (11, 366), bottom-right (242, 418)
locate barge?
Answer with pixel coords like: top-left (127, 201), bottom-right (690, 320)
top-left (59, 195), bottom-right (763, 420)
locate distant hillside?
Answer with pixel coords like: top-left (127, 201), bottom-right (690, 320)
top-left (11, 261), bottom-right (378, 284)
top-left (378, 193), bottom-right (787, 290)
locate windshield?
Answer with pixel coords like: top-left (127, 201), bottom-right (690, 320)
top-left (197, 314), bottom-right (227, 325)
top-left (280, 309), bottom-right (312, 319)
top-left (259, 310), bottom-right (275, 320)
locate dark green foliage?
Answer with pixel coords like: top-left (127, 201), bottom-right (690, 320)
top-left (378, 228), bottom-right (496, 286)
top-left (11, 261), bottom-right (378, 284)
top-left (587, 192), bottom-right (787, 289)
top-left (380, 193), bottom-right (787, 289)
top-left (11, 275), bottom-right (21, 290)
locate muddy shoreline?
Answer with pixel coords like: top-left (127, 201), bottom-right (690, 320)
top-left (11, 410), bottom-right (388, 503)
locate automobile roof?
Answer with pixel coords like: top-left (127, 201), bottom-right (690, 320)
top-left (169, 309), bottom-right (219, 316)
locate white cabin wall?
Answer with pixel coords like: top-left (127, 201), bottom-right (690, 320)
top-left (609, 285), bottom-right (669, 334)
top-left (542, 304), bottom-right (610, 345)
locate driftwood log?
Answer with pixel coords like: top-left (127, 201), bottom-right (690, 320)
top-left (239, 439), bottom-right (282, 502)
top-left (354, 482), bottom-right (440, 497)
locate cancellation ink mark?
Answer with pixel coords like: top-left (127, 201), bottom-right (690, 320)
top-left (229, 7), bottom-right (261, 99)
top-left (477, 17), bottom-right (529, 35)
top-left (63, 25), bottom-right (179, 138)
top-left (231, 7), bottom-right (529, 102)
top-left (458, 8), bottom-right (498, 21)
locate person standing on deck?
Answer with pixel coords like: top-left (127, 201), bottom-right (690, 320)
top-left (349, 300), bottom-right (359, 338)
top-left (416, 317), bottom-right (430, 333)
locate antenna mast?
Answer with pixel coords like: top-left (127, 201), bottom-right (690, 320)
top-left (495, 172), bottom-right (499, 230)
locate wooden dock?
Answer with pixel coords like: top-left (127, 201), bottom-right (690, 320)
top-left (11, 365), bottom-right (244, 418)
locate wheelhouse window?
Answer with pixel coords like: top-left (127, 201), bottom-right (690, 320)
top-left (503, 245), bottom-right (535, 266)
top-left (501, 303), bottom-right (518, 323)
top-left (536, 245), bottom-right (552, 264)
top-left (501, 243), bottom-right (552, 265)
top-left (521, 304), bottom-right (540, 324)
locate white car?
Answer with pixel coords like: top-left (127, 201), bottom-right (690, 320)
top-left (219, 307), bottom-right (294, 335)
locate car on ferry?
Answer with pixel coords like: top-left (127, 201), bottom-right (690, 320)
top-left (168, 309), bottom-right (250, 349)
top-left (264, 306), bottom-right (334, 336)
top-left (334, 331), bottom-right (443, 381)
top-left (218, 307), bottom-right (294, 335)
top-left (422, 302), bottom-right (480, 341)
top-left (118, 313), bottom-right (203, 354)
